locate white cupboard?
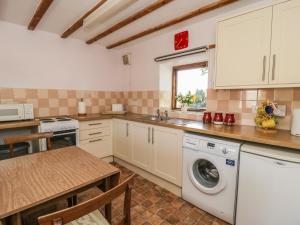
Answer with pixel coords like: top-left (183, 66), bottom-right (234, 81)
top-left (152, 125), bottom-right (182, 186)
top-left (131, 122), bottom-right (153, 171)
top-left (270, 0), bottom-right (300, 85)
top-left (112, 119), bottom-right (183, 186)
top-left (79, 119), bottom-right (112, 158)
top-left (113, 119), bottom-right (131, 161)
top-left (216, 7), bottom-right (272, 88)
top-left (215, 0), bottom-right (300, 89)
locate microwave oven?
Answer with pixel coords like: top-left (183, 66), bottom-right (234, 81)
top-left (0, 104), bottom-right (34, 122)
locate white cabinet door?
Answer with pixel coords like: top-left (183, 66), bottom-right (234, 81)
top-left (215, 7), bottom-right (272, 88)
top-left (152, 126), bottom-right (183, 186)
top-left (270, 0), bottom-right (300, 85)
top-left (79, 136), bottom-right (112, 158)
top-left (131, 122), bottom-right (153, 171)
top-left (113, 119), bottom-right (131, 162)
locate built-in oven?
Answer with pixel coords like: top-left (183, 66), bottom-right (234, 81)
top-left (39, 117), bottom-right (79, 151)
top-left (40, 129), bottom-right (79, 150)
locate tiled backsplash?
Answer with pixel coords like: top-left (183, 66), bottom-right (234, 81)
top-left (0, 87), bottom-right (298, 130)
top-left (0, 88), bottom-right (125, 117)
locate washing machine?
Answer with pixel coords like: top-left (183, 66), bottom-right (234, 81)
top-left (182, 133), bottom-right (242, 224)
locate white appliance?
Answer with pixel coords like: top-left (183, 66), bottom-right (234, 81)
top-left (112, 104), bottom-right (124, 112)
top-left (236, 144), bottom-right (300, 225)
top-left (291, 108), bottom-right (300, 136)
top-left (39, 117), bottom-right (79, 151)
top-left (0, 103), bottom-right (34, 122)
top-left (182, 133), bottom-right (242, 224)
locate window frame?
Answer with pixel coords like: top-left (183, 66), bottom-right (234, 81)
top-left (171, 61), bottom-right (208, 112)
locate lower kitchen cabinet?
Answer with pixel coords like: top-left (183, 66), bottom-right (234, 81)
top-left (113, 119), bottom-right (131, 162)
top-left (152, 125), bottom-right (183, 186)
top-left (112, 119), bottom-right (183, 186)
top-left (131, 122), bottom-right (153, 172)
top-left (79, 136), bottom-right (112, 158)
top-left (79, 119), bottom-right (112, 158)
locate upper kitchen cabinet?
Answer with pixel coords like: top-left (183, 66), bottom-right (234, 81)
top-left (215, 7), bottom-right (272, 88)
top-left (215, 0), bottom-right (300, 89)
top-left (270, 0), bottom-right (300, 85)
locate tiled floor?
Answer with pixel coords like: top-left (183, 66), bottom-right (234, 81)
top-left (78, 163), bottom-right (229, 225)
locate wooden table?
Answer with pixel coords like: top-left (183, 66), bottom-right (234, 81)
top-left (0, 147), bottom-right (120, 225)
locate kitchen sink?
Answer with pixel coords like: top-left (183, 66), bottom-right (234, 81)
top-left (142, 115), bottom-right (162, 121)
top-left (166, 118), bottom-right (192, 126)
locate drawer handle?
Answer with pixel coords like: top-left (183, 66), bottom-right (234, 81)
top-left (89, 139), bottom-right (102, 143)
top-left (89, 132), bottom-right (102, 136)
top-left (186, 142), bottom-right (196, 145)
top-left (88, 123), bottom-right (102, 126)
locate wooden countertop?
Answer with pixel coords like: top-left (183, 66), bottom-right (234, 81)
top-left (0, 146), bottom-right (120, 219)
top-left (0, 119), bottom-right (40, 130)
top-left (72, 113), bottom-right (300, 150)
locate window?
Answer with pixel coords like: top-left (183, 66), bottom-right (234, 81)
top-left (172, 62), bottom-right (208, 111)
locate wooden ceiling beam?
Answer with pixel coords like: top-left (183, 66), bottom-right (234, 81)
top-left (86, 0), bottom-right (174, 44)
top-left (28, 0), bottom-right (54, 30)
top-left (106, 0), bottom-right (238, 49)
top-left (61, 0), bottom-right (108, 38)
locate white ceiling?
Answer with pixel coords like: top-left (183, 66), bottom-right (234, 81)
top-left (0, 0), bottom-right (257, 48)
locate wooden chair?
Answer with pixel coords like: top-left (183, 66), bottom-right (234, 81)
top-left (3, 132), bottom-right (53, 158)
top-left (38, 174), bottom-right (135, 225)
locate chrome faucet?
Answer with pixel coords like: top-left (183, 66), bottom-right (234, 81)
top-left (156, 109), bottom-right (161, 120)
top-left (164, 110), bottom-right (169, 121)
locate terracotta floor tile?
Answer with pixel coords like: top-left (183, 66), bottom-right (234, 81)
top-left (70, 163), bottom-right (230, 225)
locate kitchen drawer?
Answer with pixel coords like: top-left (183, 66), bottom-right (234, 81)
top-left (79, 119), bottom-right (111, 131)
top-left (79, 136), bottom-right (112, 158)
top-left (79, 127), bottom-right (111, 141)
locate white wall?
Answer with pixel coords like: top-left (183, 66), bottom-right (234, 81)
top-left (0, 21), bottom-right (128, 91)
top-left (118, 0), bottom-right (278, 91)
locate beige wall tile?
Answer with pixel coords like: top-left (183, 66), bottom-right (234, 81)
top-left (1, 88), bottom-right (14, 99)
top-left (242, 101), bottom-right (257, 113)
top-left (293, 88), bottom-right (300, 101)
top-left (216, 90), bottom-right (230, 100)
top-left (228, 100), bottom-right (242, 113)
top-left (242, 90), bottom-right (257, 101)
top-left (217, 100), bottom-right (229, 112)
top-left (257, 89), bottom-right (274, 101)
top-left (49, 98), bottom-right (59, 108)
top-left (229, 90), bottom-right (242, 100)
top-left (37, 89), bottom-right (49, 99)
top-left (14, 88), bottom-right (26, 99)
top-left (274, 88), bottom-right (293, 101)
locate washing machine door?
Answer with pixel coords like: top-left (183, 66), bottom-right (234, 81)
top-left (188, 155), bottom-right (226, 194)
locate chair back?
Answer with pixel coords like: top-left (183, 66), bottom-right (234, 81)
top-left (38, 174), bottom-right (135, 225)
top-left (3, 132), bottom-right (53, 158)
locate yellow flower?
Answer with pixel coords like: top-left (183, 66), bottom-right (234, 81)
top-left (192, 95), bottom-right (197, 102)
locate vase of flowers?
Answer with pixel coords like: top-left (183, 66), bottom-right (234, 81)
top-left (255, 100), bottom-right (278, 131)
top-left (176, 91), bottom-right (197, 112)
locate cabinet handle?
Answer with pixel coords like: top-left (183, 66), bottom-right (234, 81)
top-left (126, 123), bottom-right (129, 137)
top-left (152, 128), bottom-right (154, 144)
top-left (88, 122), bottom-right (102, 126)
top-left (89, 132), bottom-right (102, 136)
top-left (262, 55), bottom-right (266, 81)
top-left (272, 54), bottom-right (276, 81)
top-left (148, 127), bottom-right (151, 143)
top-left (89, 138), bottom-right (102, 143)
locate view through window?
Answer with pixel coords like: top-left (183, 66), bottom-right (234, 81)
top-left (172, 62), bottom-right (208, 111)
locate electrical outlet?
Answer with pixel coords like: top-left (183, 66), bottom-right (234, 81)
top-left (274, 105), bottom-right (286, 117)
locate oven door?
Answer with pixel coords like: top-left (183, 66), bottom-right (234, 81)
top-left (51, 129), bottom-right (77, 150)
top-left (0, 104), bottom-right (24, 121)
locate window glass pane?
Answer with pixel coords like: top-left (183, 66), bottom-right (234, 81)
top-left (176, 67), bottom-right (208, 109)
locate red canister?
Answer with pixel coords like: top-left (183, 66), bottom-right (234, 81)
top-left (224, 113), bottom-right (235, 126)
top-left (202, 112), bottom-right (212, 123)
top-left (213, 112), bottom-right (224, 125)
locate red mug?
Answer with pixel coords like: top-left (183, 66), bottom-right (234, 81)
top-left (213, 113), bottom-right (224, 125)
top-left (224, 113), bottom-right (235, 126)
top-left (202, 112), bottom-right (212, 123)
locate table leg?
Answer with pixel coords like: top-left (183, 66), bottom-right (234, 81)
top-left (103, 172), bottom-right (120, 223)
top-left (9, 213), bottom-right (22, 225)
